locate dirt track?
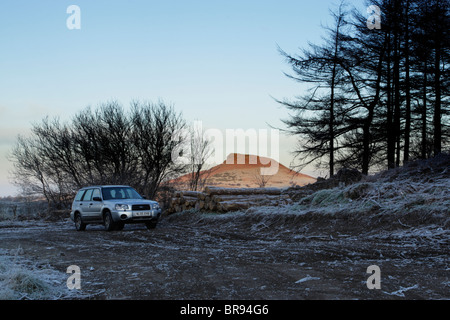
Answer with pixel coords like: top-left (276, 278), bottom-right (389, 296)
top-left (0, 211), bottom-right (448, 300)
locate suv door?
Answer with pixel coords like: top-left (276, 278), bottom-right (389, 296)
top-left (80, 188), bottom-right (94, 221)
top-left (89, 188), bottom-right (103, 222)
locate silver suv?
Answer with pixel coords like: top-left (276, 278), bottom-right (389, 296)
top-left (70, 185), bottom-right (162, 231)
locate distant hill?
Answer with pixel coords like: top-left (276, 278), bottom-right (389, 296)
top-left (169, 153), bottom-right (317, 190)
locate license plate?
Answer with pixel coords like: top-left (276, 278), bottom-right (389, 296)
top-left (134, 212), bottom-right (151, 217)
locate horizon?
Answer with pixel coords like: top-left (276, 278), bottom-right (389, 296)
top-left (0, 151), bottom-right (319, 199)
top-left (0, 151), bottom-right (320, 199)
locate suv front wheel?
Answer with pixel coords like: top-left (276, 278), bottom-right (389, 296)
top-left (103, 211), bottom-right (116, 232)
top-left (145, 220), bottom-right (158, 230)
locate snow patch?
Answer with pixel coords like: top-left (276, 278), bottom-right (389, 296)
top-left (295, 275), bottom-right (321, 284)
top-left (384, 284), bottom-right (420, 297)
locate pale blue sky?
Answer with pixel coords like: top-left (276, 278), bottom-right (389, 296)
top-left (0, 0), bottom-right (364, 196)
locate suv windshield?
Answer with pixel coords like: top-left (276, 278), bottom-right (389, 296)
top-left (102, 187), bottom-right (143, 200)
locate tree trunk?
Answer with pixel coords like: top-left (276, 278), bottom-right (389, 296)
top-left (386, 31), bottom-right (396, 169)
top-left (421, 62), bottom-right (428, 159)
top-left (433, 31), bottom-right (442, 156)
top-left (393, 14), bottom-right (401, 168)
top-left (403, 0), bottom-right (411, 164)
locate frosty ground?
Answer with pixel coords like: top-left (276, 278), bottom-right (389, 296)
top-left (0, 207), bottom-right (448, 300)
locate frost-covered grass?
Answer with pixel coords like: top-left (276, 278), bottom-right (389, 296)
top-left (171, 174), bottom-right (449, 234)
top-left (309, 189), bottom-right (347, 206)
top-left (0, 200), bottom-right (48, 222)
top-left (291, 177), bottom-right (449, 222)
top-left (0, 248), bottom-right (81, 300)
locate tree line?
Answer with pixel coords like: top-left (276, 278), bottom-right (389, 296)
top-left (279, 0), bottom-right (449, 177)
top-left (9, 101), bottom-right (211, 208)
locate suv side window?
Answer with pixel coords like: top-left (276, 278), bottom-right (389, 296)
top-left (92, 188), bottom-right (101, 200)
top-left (82, 189), bottom-right (94, 201)
top-left (74, 190), bottom-right (85, 201)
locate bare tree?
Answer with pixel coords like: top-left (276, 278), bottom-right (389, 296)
top-left (278, 2), bottom-right (351, 177)
top-left (130, 100), bottom-right (187, 199)
top-left (9, 100), bottom-right (188, 208)
top-left (186, 122), bottom-right (214, 191)
top-left (251, 169), bottom-right (272, 188)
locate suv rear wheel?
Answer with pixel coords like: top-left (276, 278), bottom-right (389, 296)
top-left (75, 213), bottom-right (87, 231)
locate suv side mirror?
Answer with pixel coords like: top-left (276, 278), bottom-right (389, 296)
top-left (93, 197), bottom-right (102, 202)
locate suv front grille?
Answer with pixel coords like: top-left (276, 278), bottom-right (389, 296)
top-left (132, 204), bottom-right (151, 211)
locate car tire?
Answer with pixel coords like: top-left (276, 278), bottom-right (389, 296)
top-left (75, 213), bottom-right (87, 231)
top-left (104, 211), bottom-right (116, 232)
top-left (145, 220), bottom-right (158, 230)
top-left (116, 222), bottom-right (125, 231)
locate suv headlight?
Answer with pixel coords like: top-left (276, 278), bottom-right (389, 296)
top-left (115, 204), bottom-right (130, 211)
top-left (151, 203), bottom-right (160, 210)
